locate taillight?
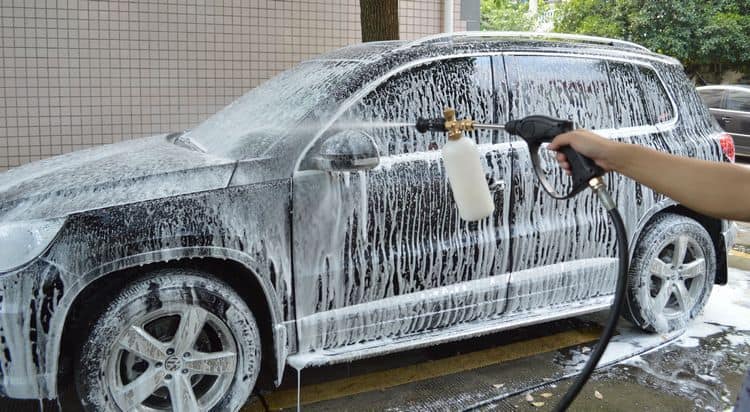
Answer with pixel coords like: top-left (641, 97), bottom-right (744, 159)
top-left (718, 132), bottom-right (735, 163)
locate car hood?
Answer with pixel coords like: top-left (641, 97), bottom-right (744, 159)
top-left (0, 134), bottom-right (236, 223)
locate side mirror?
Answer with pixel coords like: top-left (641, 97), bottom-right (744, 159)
top-left (314, 130), bottom-right (380, 172)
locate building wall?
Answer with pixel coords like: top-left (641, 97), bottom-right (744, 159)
top-left (1, 0), bottom-right (467, 171)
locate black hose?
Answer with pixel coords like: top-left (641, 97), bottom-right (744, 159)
top-left (460, 200), bottom-right (630, 412)
top-left (553, 206), bottom-right (629, 411)
top-left (459, 200), bottom-right (630, 412)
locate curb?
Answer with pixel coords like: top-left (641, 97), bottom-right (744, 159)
top-left (729, 247), bottom-right (750, 271)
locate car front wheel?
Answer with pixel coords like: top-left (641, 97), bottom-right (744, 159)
top-left (624, 213), bottom-right (716, 333)
top-left (76, 269), bottom-right (261, 412)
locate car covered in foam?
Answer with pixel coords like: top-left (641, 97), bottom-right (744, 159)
top-left (0, 32), bottom-right (736, 410)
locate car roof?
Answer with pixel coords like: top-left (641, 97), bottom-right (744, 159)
top-left (407, 31), bottom-right (651, 52)
top-left (277, 32), bottom-right (683, 165)
top-left (315, 31), bottom-right (680, 69)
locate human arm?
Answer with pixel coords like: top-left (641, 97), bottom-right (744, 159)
top-left (549, 130), bottom-right (750, 222)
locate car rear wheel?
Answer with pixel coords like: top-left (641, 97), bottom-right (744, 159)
top-left (76, 269), bottom-right (261, 412)
top-left (624, 213), bottom-right (716, 333)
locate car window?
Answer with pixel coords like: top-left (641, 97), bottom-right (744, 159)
top-left (636, 65), bottom-right (674, 125)
top-left (180, 60), bottom-right (359, 159)
top-left (608, 62), bottom-right (650, 128)
top-left (608, 62), bottom-right (674, 128)
top-left (698, 89), bottom-right (723, 109)
top-left (506, 55), bottom-right (614, 130)
top-left (333, 56), bottom-right (495, 157)
top-left (726, 90), bottom-right (750, 112)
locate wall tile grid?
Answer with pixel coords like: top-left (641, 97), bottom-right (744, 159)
top-left (0, 0), bottom-right (466, 170)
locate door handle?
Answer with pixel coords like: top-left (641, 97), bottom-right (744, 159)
top-left (721, 116), bottom-right (732, 124)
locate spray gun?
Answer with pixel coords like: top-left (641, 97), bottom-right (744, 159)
top-left (416, 108), bottom-right (609, 203)
top-left (416, 108), bottom-right (628, 411)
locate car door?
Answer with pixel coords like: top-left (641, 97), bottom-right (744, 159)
top-left (502, 54), bottom-right (621, 313)
top-left (721, 89), bottom-right (750, 155)
top-left (697, 87), bottom-right (725, 126)
top-left (605, 60), bottom-right (678, 228)
top-left (292, 56), bottom-right (514, 355)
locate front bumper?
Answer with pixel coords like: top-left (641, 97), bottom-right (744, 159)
top-left (0, 259), bottom-right (66, 399)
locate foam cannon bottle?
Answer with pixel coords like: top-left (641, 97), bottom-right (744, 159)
top-left (416, 108), bottom-right (495, 221)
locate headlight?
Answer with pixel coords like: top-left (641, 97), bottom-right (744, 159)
top-left (0, 218), bottom-right (65, 272)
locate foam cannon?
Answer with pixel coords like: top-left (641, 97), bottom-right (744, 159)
top-left (416, 107), bottom-right (626, 412)
top-left (416, 108), bottom-right (608, 217)
top-left (415, 108), bottom-right (495, 221)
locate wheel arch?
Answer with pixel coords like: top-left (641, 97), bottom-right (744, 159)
top-left (55, 250), bottom-right (289, 400)
top-left (632, 200), bottom-right (728, 285)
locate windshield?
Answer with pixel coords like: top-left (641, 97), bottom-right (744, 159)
top-left (180, 60), bottom-right (359, 159)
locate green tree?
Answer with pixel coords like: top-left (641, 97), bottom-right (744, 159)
top-left (627, 1), bottom-right (704, 63)
top-left (481, 0), bottom-right (537, 31)
top-left (554, 0), bottom-right (626, 38)
top-left (698, 11), bottom-right (750, 67)
top-left (553, 0), bottom-right (750, 76)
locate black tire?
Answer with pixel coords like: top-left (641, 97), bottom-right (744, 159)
top-left (76, 269), bottom-right (261, 411)
top-left (624, 213), bottom-right (716, 333)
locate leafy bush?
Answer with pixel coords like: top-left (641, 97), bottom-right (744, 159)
top-left (553, 0), bottom-right (750, 73)
top-left (481, 0), bottom-right (538, 31)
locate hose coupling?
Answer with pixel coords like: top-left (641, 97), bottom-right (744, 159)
top-left (589, 177), bottom-right (616, 211)
top-left (588, 176), bottom-right (606, 191)
top-left (443, 108), bottom-right (475, 140)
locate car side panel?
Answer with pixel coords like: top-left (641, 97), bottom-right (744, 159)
top-left (0, 181), bottom-right (293, 398)
top-left (291, 56), bottom-right (518, 357)
top-left (610, 63), bottom-right (725, 292)
top-left (696, 89), bottom-right (741, 154)
top-left (713, 107), bottom-right (750, 156)
top-left (503, 56), bottom-right (724, 319)
top-left (733, 111), bottom-right (750, 156)
top-left (504, 55), bottom-right (620, 310)
top-left (656, 63), bottom-right (724, 162)
top-left (287, 55), bottom-right (727, 366)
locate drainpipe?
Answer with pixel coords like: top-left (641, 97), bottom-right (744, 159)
top-left (444, 0), bottom-right (454, 33)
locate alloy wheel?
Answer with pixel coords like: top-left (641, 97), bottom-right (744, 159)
top-left (107, 304), bottom-right (237, 411)
top-left (647, 234), bottom-right (707, 319)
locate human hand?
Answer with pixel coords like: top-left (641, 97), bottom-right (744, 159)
top-left (548, 129), bottom-right (618, 175)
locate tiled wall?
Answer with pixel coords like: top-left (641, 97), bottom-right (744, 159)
top-left (0, 0), bottom-right (466, 171)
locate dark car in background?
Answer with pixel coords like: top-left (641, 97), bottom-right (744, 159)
top-left (697, 85), bottom-right (750, 157)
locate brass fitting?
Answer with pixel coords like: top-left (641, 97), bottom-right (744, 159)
top-left (588, 176), bottom-right (606, 191)
top-left (444, 107), bottom-right (475, 140)
top-left (589, 176), bottom-right (616, 211)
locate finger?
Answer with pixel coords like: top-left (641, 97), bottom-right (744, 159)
top-left (549, 132), bottom-right (574, 150)
top-left (560, 161), bottom-right (570, 171)
top-left (556, 152), bottom-right (567, 162)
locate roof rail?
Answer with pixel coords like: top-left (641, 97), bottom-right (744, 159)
top-left (400, 31), bottom-right (651, 52)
